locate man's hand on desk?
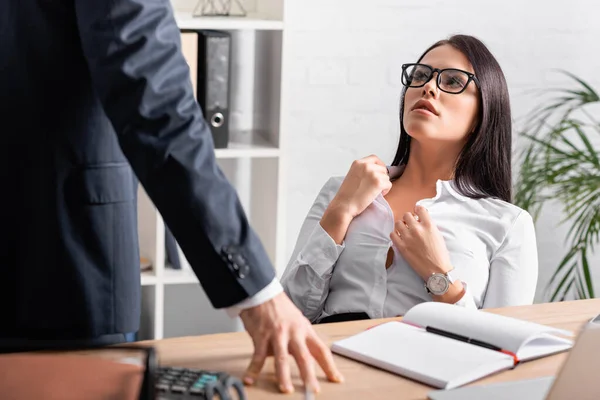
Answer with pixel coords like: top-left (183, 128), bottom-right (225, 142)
top-left (239, 292), bottom-right (344, 394)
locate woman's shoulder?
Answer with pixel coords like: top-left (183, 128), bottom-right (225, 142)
top-left (324, 175), bottom-right (345, 188)
top-left (474, 195), bottom-right (534, 226)
top-left (318, 176), bottom-right (345, 196)
top-left (447, 181), bottom-right (532, 223)
top-left (304, 176), bottom-right (345, 208)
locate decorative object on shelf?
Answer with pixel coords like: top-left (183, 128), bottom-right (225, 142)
top-left (140, 257), bottom-right (152, 272)
top-left (192, 0), bottom-right (247, 17)
top-left (514, 71), bottom-right (600, 302)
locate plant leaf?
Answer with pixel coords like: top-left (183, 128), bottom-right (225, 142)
top-left (558, 70), bottom-right (600, 102)
top-left (515, 70), bottom-right (599, 302)
top-left (575, 268), bottom-right (587, 299)
top-left (549, 261), bottom-right (577, 302)
top-left (581, 248), bottom-right (595, 298)
top-left (572, 122), bottom-right (600, 168)
top-left (547, 247), bottom-right (579, 290)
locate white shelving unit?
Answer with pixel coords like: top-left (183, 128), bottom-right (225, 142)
top-left (175, 11), bottom-right (283, 31)
top-left (137, 0), bottom-right (287, 341)
top-left (213, 130), bottom-right (281, 159)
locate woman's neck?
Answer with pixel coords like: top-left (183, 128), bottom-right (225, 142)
top-left (399, 140), bottom-right (461, 188)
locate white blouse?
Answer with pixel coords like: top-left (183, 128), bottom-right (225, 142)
top-left (281, 170), bottom-right (539, 323)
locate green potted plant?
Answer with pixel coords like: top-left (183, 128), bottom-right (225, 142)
top-left (514, 71), bottom-right (600, 301)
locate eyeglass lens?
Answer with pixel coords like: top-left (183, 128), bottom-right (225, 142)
top-left (403, 64), bottom-right (470, 93)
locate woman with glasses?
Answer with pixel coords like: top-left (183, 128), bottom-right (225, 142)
top-left (281, 34), bottom-right (539, 324)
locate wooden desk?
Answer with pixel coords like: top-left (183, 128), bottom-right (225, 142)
top-left (145, 299), bottom-right (600, 399)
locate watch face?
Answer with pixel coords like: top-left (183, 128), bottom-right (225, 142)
top-left (428, 274), bottom-right (449, 295)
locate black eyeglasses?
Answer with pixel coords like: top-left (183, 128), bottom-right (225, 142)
top-left (401, 63), bottom-right (480, 94)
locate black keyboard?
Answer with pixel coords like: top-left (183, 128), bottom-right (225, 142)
top-left (154, 366), bottom-right (247, 400)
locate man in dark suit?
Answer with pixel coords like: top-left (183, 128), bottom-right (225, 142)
top-left (0, 0), bottom-right (343, 394)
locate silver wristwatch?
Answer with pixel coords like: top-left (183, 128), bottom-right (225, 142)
top-left (425, 271), bottom-right (457, 296)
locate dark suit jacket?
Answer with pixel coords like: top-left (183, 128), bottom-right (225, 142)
top-left (0, 0), bottom-right (275, 340)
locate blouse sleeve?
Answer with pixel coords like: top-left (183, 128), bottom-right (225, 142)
top-left (280, 177), bottom-right (345, 322)
top-left (481, 210), bottom-right (539, 308)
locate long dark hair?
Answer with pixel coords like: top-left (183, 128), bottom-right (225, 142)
top-left (392, 34), bottom-right (512, 203)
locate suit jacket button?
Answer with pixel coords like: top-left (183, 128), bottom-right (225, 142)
top-left (232, 254), bottom-right (249, 279)
top-left (221, 246), bottom-right (249, 279)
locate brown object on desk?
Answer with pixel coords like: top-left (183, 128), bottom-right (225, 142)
top-left (0, 352), bottom-right (143, 400)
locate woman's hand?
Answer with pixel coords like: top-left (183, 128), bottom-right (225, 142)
top-left (321, 155), bottom-right (392, 245)
top-left (328, 155), bottom-right (392, 219)
top-left (390, 205), bottom-right (453, 281)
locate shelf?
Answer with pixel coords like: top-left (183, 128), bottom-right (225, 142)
top-left (214, 130), bottom-right (280, 159)
top-left (163, 267), bottom-right (199, 285)
top-left (141, 268), bottom-right (200, 285)
top-left (141, 270), bottom-right (158, 286)
top-left (175, 11), bottom-right (283, 31)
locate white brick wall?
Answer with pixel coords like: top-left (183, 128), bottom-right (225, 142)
top-left (281, 0), bottom-right (600, 303)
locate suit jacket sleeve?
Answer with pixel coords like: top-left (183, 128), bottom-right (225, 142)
top-left (73, 0), bottom-right (275, 308)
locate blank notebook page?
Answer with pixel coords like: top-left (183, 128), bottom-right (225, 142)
top-left (332, 322), bottom-right (512, 388)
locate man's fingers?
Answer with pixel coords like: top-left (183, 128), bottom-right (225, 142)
top-left (243, 339), bottom-right (268, 386)
top-left (273, 332), bottom-right (294, 393)
top-left (290, 334), bottom-right (320, 393)
top-left (307, 332), bottom-right (344, 383)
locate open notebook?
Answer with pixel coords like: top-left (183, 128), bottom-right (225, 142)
top-left (331, 302), bottom-right (574, 390)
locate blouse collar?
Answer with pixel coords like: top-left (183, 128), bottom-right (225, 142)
top-left (387, 164), bottom-right (469, 202)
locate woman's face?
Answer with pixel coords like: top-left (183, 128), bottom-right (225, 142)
top-left (402, 44), bottom-right (480, 147)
